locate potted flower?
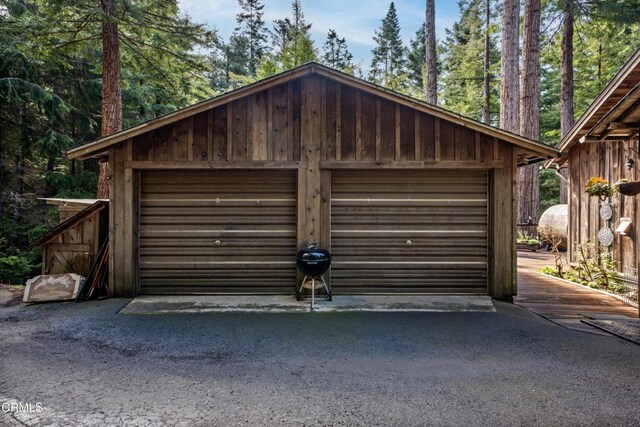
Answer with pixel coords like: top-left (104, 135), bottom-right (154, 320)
top-left (615, 178), bottom-right (640, 196)
top-left (585, 177), bottom-right (616, 201)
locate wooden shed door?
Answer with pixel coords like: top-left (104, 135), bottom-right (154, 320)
top-left (138, 170), bottom-right (297, 294)
top-left (330, 170), bottom-right (488, 294)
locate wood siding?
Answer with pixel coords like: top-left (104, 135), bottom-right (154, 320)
top-left (567, 137), bottom-right (640, 273)
top-left (108, 75), bottom-right (519, 298)
top-left (330, 170), bottom-right (488, 294)
top-left (41, 209), bottom-right (107, 277)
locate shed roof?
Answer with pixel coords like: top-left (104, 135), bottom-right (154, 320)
top-left (553, 47), bottom-right (640, 165)
top-left (67, 62), bottom-right (559, 163)
top-left (32, 200), bottom-right (108, 247)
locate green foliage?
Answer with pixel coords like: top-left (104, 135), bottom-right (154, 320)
top-left (540, 169), bottom-right (560, 213)
top-left (573, 241), bottom-right (616, 287)
top-left (46, 171), bottom-right (99, 199)
top-left (322, 29), bottom-right (354, 73)
top-left (539, 266), bottom-right (560, 277)
top-left (369, 2), bottom-right (408, 91)
top-left (0, 254), bottom-right (35, 285)
top-left (236, 0), bottom-right (268, 75)
top-left (439, 0), bottom-right (499, 122)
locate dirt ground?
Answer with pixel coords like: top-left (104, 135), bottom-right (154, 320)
top-left (0, 284), bottom-right (23, 307)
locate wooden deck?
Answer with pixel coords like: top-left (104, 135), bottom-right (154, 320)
top-left (515, 251), bottom-right (638, 335)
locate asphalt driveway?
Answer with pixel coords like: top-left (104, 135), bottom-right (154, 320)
top-left (1, 299), bottom-right (639, 426)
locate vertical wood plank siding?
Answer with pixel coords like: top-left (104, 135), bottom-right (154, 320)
top-left (567, 137), bottom-right (640, 273)
top-left (110, 75), bottom-right (519, 297)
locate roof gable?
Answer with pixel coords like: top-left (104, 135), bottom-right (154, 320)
top-left (67, 62), bottom-right (558, 161)
top-left (558, 47), bottom-right (640, 154)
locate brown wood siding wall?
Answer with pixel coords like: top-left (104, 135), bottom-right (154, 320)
top-left (108, 75), bottom-right (519, 298)
top-left (567, 138), bottom-right (640, 273)
top-left (41, 210), bottom-right (105, 277)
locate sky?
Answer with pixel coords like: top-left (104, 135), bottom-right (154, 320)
top-left (177, 0), bottom-right (459, 68)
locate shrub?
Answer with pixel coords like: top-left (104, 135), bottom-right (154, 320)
top-left (0, 255), bottom-right (35, 285)
top-left (539, 266), bottom-right (559, 277)
top-left (606, 283), bottom-right (627, 294)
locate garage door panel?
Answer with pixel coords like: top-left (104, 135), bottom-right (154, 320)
top-left (139, 170), bottom-right (296, 294)
top-left (331, 170), bottom-right (488, 294)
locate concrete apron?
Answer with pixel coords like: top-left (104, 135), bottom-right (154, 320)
top-left (120, 295), bottom-right (495, 314)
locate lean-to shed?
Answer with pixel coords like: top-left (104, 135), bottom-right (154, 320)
top-left (68, 63), bottom-right (558, 298)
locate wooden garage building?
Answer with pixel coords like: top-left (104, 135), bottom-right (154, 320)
top-left (551, 48), bottom-right (640, 274)
top-left (68, 63), bottom-right (558, 298)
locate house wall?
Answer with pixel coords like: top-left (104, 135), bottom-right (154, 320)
top-left (567, 137), bottom-right (640, 273)
top-left (108, 75), bottom-right (518, 298)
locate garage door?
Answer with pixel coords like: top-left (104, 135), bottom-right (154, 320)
top-left (331, 170), bottom-right (488, 294)
top-left (138, 170), bottom-right (297, 294)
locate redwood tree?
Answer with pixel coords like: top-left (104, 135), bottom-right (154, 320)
top-left (425, 0), bottom-right (437, 104)
top-left (518, 0), bottom-right (542, 223)
top-left (97, 0), bottom-right (122, 199)
top-left (482, 0), bottom-right (491, 124)
top-left (499, 0), bottom-right (520, 133)
top-left (559, 0), bottom-right (575, 204)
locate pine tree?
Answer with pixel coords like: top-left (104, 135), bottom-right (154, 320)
top-left (407, 24), bottom-right (427, 96)
top-left (257, 0), bottom-right (317, 75)
top-left (369, 2), bottom-right (408, 90)
top-left (36, 0), bottom-right (214, 197)
top-left (235, 0), bottom-right (268, 75)
top-left (440, 0), bottom-right (499, 121)
top-left (322, 29), bottom-right (354, 72)
top-left (280, 0), bottom-right (317, 68)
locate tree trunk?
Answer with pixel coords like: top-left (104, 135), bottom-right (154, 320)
top-left (11, 104), bottom-right (27, 246)
top-left (425, 0), bottom-right (437, 104)
top-left (97, 0), bottom-right (122, 199)
top-left (560, 0), bottom-right (574, 139)
top-left (482, 0), bottom-right (491, 124)
top-left (518, 0), bottom-right (541, 222)
top-left (559, 0), bottom-right (574, 204)
top-left (499, 0), bottom-right (520, 134)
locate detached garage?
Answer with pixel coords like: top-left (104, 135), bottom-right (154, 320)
top-left (67, 63), bottom-right (558, 299)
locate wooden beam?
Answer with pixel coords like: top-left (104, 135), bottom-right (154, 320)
top-left (355, 90), bottom-right (362, 160)
top-left (124, 160), bottom-right (303, 169)
top-left (580, 135), bottom-right (635, 144)
top-left (187, 117), bottom-right (194, 161)
top-left (375, 98), bottom-right (381, 161)
top-left (434, 118), bottom-right (441, 161)
top-left (395, 104), bottom-right (401, 160)
top-left (320, 160), bottom-right (503, 169)
top-left (607, 121), bottom-right (640, 130)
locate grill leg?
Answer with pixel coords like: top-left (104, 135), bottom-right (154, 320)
top-left (297, 276), bottom-right (309, 300)
top-left (311, 278), bottom-right (315, 310)
top-left (320, 275), bottom-right (331, 301)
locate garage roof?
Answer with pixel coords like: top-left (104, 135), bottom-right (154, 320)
top-left (67, 62), bottom-right (559, 163)
top-left (552, 47), bottom-right (640, 166)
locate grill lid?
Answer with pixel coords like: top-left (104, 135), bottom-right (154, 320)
top-left (296, 244), bottom-right (331, 276)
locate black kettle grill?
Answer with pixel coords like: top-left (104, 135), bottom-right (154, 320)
top-left (296, 244), bottom-right (331, 304)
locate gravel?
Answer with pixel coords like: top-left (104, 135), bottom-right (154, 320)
top-left (1, 299), bottom-right (639, 426)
